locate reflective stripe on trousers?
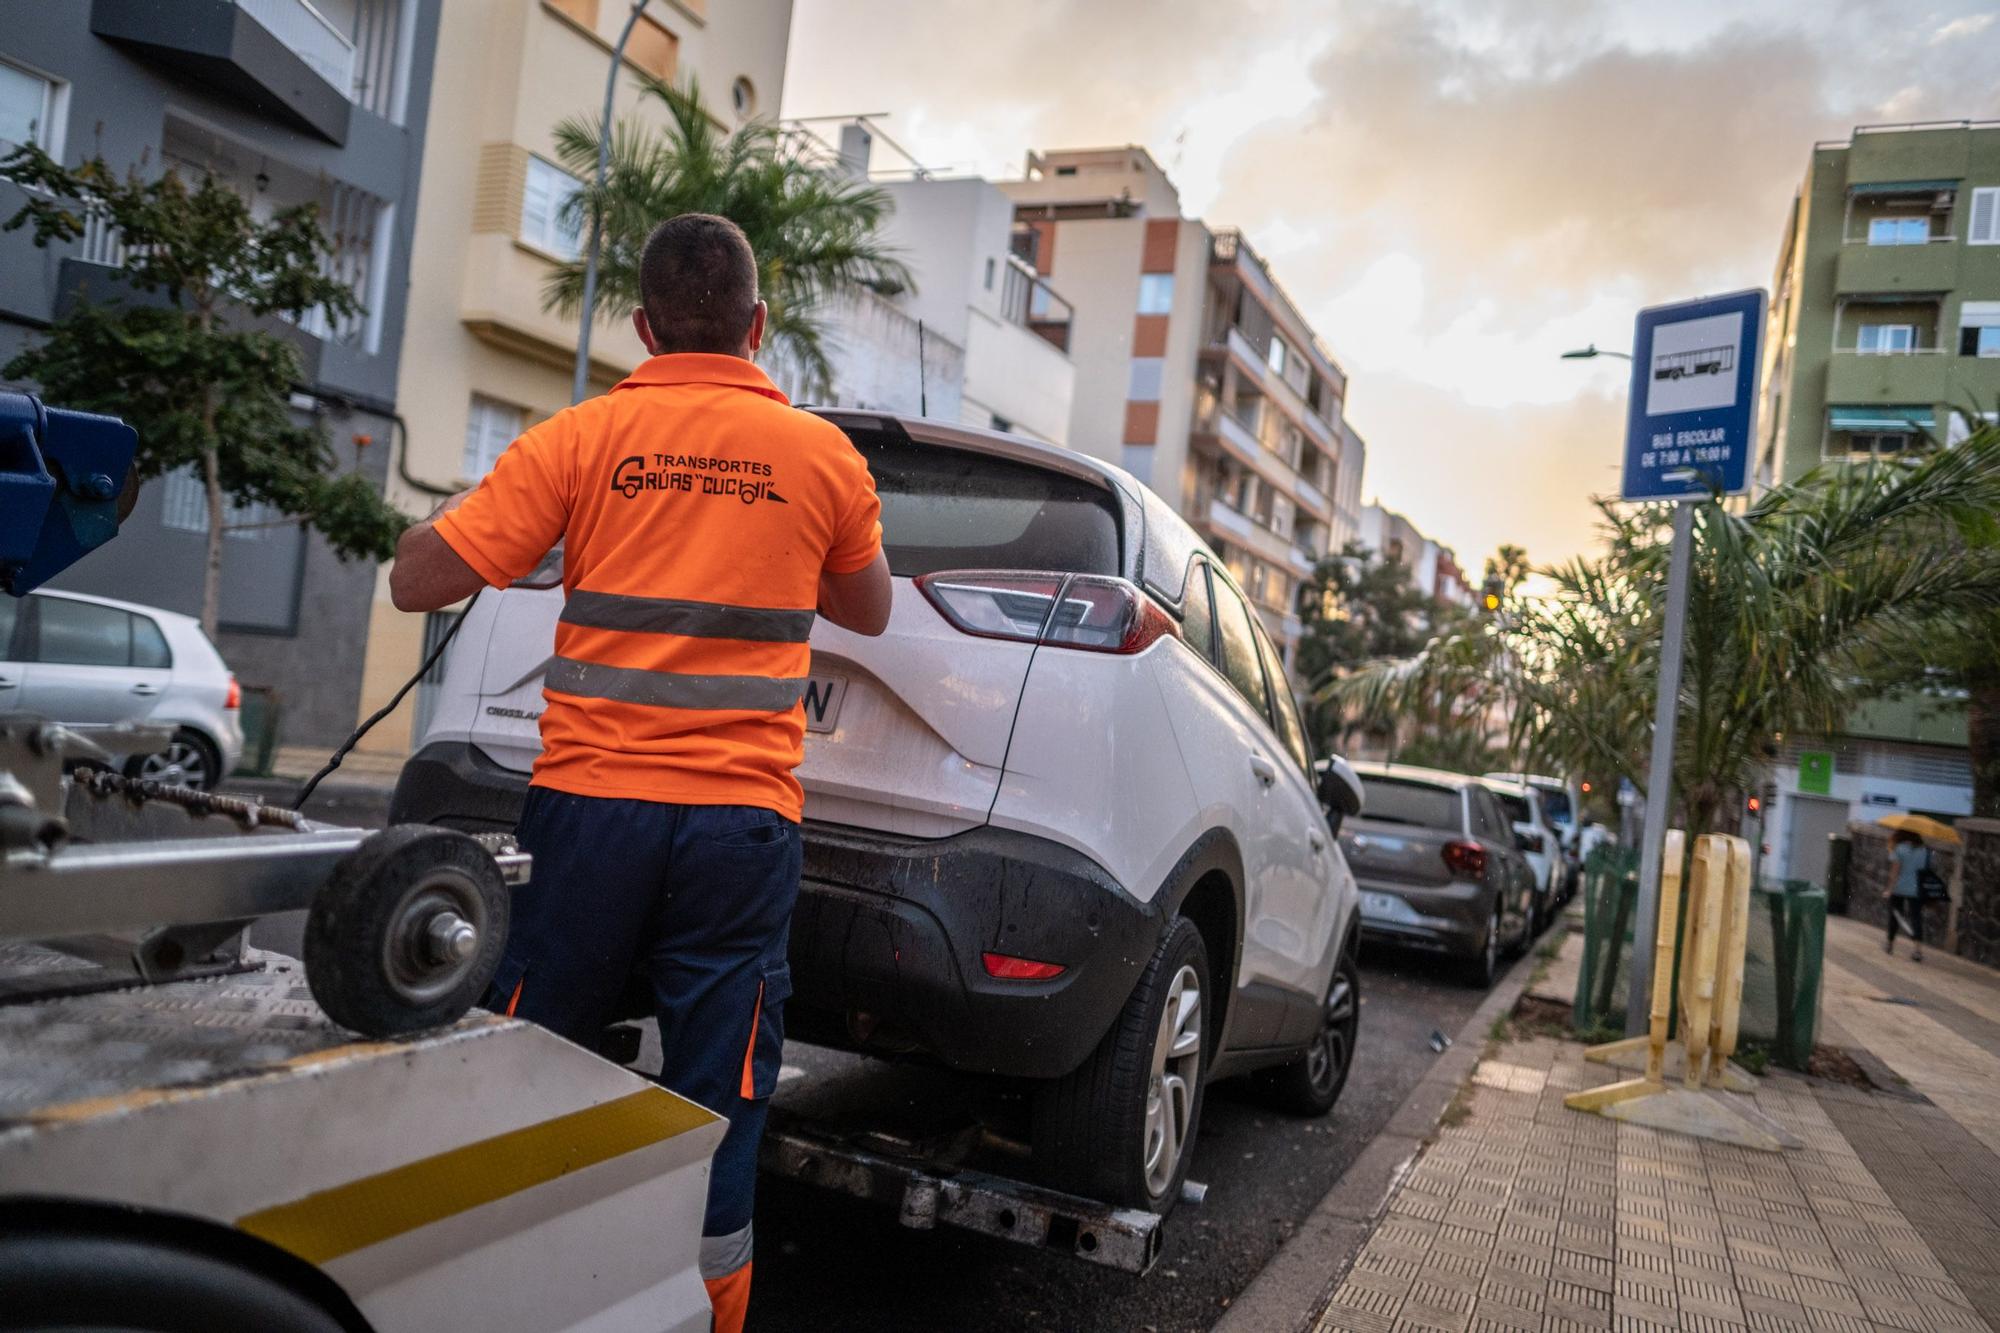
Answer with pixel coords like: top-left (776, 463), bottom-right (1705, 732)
top-left (544, 656), bottom-right (808, 712)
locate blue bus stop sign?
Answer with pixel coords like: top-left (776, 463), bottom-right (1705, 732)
top-left (1623, 289), bottom-right (1766, 500)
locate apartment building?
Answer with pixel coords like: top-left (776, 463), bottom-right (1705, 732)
top-left (1001, 147), bottom-right (1357, 659)
top-left (770, 120), bottom-right (1076, 444)
top-left (1356, 501), bottom-right (1466, 606)
top-left (1755, 119), bottom-right (1998, 886)
top-left (1331, 420), bottom-right (1367, 553)
top-left (353, 0), bottom-right (793, 755)
top-left (0, 1), bottom-right (441, 747)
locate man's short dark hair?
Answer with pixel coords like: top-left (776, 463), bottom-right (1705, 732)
top-left (637, 213), bottom-right (760, 354)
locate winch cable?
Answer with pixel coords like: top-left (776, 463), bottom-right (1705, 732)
top-left (293, 589), bottom-right (481, 811)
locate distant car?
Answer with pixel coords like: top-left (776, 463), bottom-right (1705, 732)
top-left (1482, 779), bottom-right (1563, 932)
top-left (0, 588), bottom-right (243, 789)
top-left (393, 410), bottom-right (1367, 1213)
top-left (1486, 771), bottom-right (1582, 893)
top-left (1339, 763), bottom-right (1536, 986)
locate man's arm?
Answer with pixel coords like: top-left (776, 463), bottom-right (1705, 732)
top-left (818, 550), bottom-right (892, 636)
top-left (390, 490), bottom-right (488, 612)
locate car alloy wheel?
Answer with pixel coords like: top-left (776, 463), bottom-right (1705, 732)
top-left (1142, 962), bottom-right (1203, 1197)
top-left (136, 733), bottom-right (214, 791)
top-left (1304, 966), bottom-right (1357, 1097)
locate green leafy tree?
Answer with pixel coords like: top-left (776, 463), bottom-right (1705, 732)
top-left (1484, 542), bottom-right (1530, 595)
top-left (0, 146), bottom-right (403, 639)
top-left (1330, 430), bottom-right (2000, 834)
top-left (542, 78), bottom-right (912, 398)
top-left (1294, 541), bottom-right (1437, 752)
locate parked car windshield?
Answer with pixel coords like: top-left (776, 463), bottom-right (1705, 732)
top-left (1358, 777), bottom-right (1461, 831)
top-left (846, 428), bottom-right (1123, 579)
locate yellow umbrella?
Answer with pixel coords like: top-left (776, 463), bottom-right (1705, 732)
top-left (1876, 812), bottom-right (1961, 845)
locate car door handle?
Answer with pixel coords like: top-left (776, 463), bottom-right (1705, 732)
top-left (131, 683), bottom-right (161, 696)
top-left (1249, 754), bottom-right (1277, 787)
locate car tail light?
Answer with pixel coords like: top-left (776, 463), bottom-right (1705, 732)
top-left (1442, 840), bottom-right (1487, 880)
top-left (982, 952), bottom-right (1066, 981)
top-left (916, 571), bottom-right (1178, 655)
top-left (225, 675), bottom-right (241, 710)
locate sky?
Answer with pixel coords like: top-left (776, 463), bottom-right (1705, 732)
top-left (780, 0), bottom-right (2000, 570)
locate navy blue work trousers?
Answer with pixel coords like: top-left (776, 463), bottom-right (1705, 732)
top-left (484, 787), bottom-right (800, 1293)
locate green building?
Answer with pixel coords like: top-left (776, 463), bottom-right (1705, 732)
top-left (1756, 120), bottom-right (1996, 888)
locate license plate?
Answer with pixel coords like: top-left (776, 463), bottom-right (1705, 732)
top-left (801, 674), bottom-right (846, 733)
top-left (1362, 891), bottom-right (1401, 918)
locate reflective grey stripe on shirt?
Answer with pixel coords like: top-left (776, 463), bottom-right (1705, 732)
top-left (561, 590), bottom-right (816, 643)
top-left (700, 1222), bottom-right (754, 1278)
top-left (545, 656), bottom-right (808, 712)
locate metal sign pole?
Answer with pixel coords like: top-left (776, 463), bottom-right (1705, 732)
top-left (1627, 497), bottom-right (1695, 1035)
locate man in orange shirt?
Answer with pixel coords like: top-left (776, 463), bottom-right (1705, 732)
top-left (390, 213), bottom-right (890, 1332)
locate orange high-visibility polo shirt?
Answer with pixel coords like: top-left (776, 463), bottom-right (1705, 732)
top-left (433, 353), bottom-right (882, 821)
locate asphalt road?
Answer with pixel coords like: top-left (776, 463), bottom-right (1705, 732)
top-left (744, 948), bottom-right (1488, 1333)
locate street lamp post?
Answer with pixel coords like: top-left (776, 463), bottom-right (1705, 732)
top-left (570, 0), bottom-right (654, 406)
top-left (1559, 344), bottom-right (1633, 362)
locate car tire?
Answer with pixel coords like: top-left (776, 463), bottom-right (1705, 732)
top-left (1032, 915), bottom-right (1210, 1213)
top-left (1254, 948), bottom-right (1360, 1117)
top-left (125, 727), bottom-right (223, 792)
top-left (1463, 898), bottom-right (1501, 989)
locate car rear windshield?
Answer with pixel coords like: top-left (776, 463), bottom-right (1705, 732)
top-left (1360, 778), bottom-right (1462, 832)
top-left (1493, 790), bottom-right (1531, 823)
top-left (845, 427), bottom-right (1123, 579)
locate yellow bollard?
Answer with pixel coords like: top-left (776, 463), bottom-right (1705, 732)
top-left (1565, 832), bottom-right (1799, 1151)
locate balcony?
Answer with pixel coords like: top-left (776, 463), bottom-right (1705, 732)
top-left (1204, 499), bottom-right (1295, 569)
top-left (1834, 240), bottom-right (1958, 295)
top-left (1825, 351), bottom-right (1951, 404)
top-left (999, 256), bottom-right (1073, 354)
top-left (1294, 475), bottom-right (1331, 519)
top-left (92, 0), bottom-right (355, 143)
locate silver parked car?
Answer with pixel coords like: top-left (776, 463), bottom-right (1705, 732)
top-left (0, 589), bottom-right (243, 789)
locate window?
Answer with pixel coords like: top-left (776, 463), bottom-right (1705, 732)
top-left (1971, 187), bottom-right (2000, 245)
top-left (1470, 789), bottom-right (1506, 842)
top-left (1180, 561), bottom-right (1215, 663)
top-left (983, 257), bottom-right (996, 290)
top-left (1267, 335), bottom-right (1290, 375)
top-left (1831, 431), bottom-right (1909, 457)
top-left (133, 615), bottom-right (172, 668)
top-left (520, 156), bottom-right (583, 259)
top-left (1856, 323), bottom-right (1915, 354)
top-left (1867, 216), bottom-right (1930, 246)
top-left (1254, 619), bottom-right (1311, 774)
top-left (1127, 357), bottom-right (1164, 402)
top-left (0, 58), bottom-right (58, 153)
top-left (159, 469), bottom-right (282, 540)
top-left (33, 596), bottom-right (134, 668)
top-left (1362, 777), bottom-right (1462, 832)
top-left (1136, 273), bottom-right (1174, 315)
top-left (0, 597), bottom-right (18, 660)
top-left (464, 395), bottom-right (526, 478)
top-left (731, 76), bottom-right (757, 120)
top-left (847, 425), bottom-right (1123, 578)
top-left (1960, 302), bottom-right (2000, 356)
top-left (1270, 493), bottom-right (1295, 542)
top-left (1211, 577), bottom-right (1272, 721)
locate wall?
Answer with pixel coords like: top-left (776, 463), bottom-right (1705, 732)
top-left (809, 286), bottom-right (964, 419)
top-left (1846, 822), bottom-right (1958, 946)
top-left (1957, 817), bottom-right (2000, 968)
top-left (1035, 217), bottom-right (1143, 467)
top-left (961, 311), bottom-right (1070, 443)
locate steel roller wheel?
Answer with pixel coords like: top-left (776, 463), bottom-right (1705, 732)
top-left (303, 825), bottom-right (509, 1038)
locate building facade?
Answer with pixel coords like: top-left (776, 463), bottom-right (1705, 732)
top-left (1001, 147), bottom-right (1356, 658)
top-left (0, 0), bottom-right (442, 747)
top-left (1755, 120), bottom-right (1998, 884)
top-left (1356, 502), bottom-right (1465, 607)
top-left (353, 0), bottom-right (794, 756)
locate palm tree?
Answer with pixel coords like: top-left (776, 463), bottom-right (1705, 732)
top-left (1328, 427), bottom-right (2000, 834)
top-left (540, 78), bottom-right (911, 399)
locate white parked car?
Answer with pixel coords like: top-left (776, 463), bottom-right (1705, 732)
top-left (1482, 778), bottom-right (1562, 931)
top-left (0, 589), bottom-right (243, 789)
top-left (392, 410), bottom-right (1366, 1213)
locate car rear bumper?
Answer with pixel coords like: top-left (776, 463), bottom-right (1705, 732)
top-left (789, 820), bottom-right (1161, 1080)
top-left (390, 740), bottom-right (531, 832)
top-left (1355, 875), bottom-right (1488, 957)
top-left (388, 742), bottom-right (1161, 1080)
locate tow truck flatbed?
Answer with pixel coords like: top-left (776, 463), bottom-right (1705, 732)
top-left (0, 944), bottom-right (724, 1331)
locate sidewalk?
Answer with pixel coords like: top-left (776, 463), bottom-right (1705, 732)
top-left (1303, 915), bottom-right (2000, 1333)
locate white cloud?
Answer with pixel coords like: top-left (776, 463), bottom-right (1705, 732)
top-left (1932, 12), bottom-right (1996, 43)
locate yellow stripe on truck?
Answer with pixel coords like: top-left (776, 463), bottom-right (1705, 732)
top-left (236, 1087), bottom-right (719, 1265)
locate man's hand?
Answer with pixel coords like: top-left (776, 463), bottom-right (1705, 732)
top-left (818, 551), bottom-right (892, 636)
top-left (390, 490), bottom-right (488, 612)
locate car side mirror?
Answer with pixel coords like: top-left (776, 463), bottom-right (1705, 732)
top-left (1514, 829), bottom-right (1536, 853)
top-left (1317, 756), bottom-right (1364, 819)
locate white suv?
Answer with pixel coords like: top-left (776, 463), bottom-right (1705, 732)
top-left (392, 411), bottom-right (1364, 1212)
top-left (0, 588), bottom-right (243, 789)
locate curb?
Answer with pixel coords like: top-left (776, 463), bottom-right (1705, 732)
top-left (1213, 930), bottom-right (1557, 1333)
